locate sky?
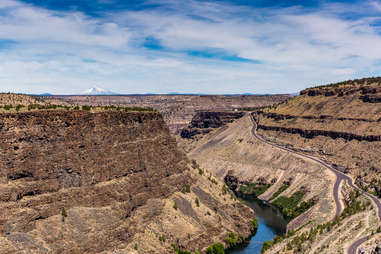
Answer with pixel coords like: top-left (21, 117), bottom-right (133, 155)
top-left (0, 0), bottom-right (381, 94)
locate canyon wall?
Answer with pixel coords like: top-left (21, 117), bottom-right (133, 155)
top-left (0, 110), bottom-right (254, 253)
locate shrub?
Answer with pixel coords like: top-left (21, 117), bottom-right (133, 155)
top-left (221, 185), bottom-right (229, 195)
top-left (252, 218), bottom-right (258, 233)
top-left (158, 234), bottom-right (166, 242)
top-left (171, 244), bottom-right (191, 254)
top-left (206, 243), bottom-right (225, 254)
top-left (270, 184), bottom-right (289, 200)
top-left (182, 184), bottom-right (191, 193)
top-left (173, 202), bottom-right (178, 210)
top-left (224, 233), bottom-right (236, 248)
top-left (3, 104), bottom-right (12, 110)
top-left (15, 104), bottom-right (23, 112)
top-left (82, 105), bottom-right (91, 111)
top-left (195, 198), bottom-right (200, 207)
top-left (191, 159), bottom-right (199, 169)
top-left (261, 241), bottom-right (273, 253)
top-left (61, 207), bottom-right (67, 222)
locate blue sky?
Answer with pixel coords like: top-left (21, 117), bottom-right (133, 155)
top-left (0, 0), bottom-right (381, 94)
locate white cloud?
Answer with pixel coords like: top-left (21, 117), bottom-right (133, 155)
top-left (0, 1), bottom-right (130, 48)
top-left (0, 0), bottom-right (381, 94)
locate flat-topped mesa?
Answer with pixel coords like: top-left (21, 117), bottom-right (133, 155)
top-left (180, 111), bottom-right (245, 139)
top-left (0, 110), bottom-right (254, 253)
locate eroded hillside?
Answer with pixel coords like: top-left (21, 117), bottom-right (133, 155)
top-left (256, 77), bottom-right (381, 196)
top-left (0, 110), bottom-right (254, 253)
top-left (179, 113), bottom-right (336, 228)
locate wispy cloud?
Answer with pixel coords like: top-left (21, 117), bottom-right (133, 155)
top-left (0, 0), bottom-right (381, 94)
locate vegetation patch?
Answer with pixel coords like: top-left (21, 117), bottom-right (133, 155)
top-left (269, 184), bottom-right (289, 201)
top-left (206, 243), bottom-right (225, 254)
top-left (238, 183), bottom-right (271, 197)
top-left (251, 218), bottom-right (258, 234)
top-left (61, 207), bottom-right (67, 222)
top-left (224, 232), bottom-right (245, 249)
top-left (272, 191), bottom-right (315, 219)
top-left (171, 244), bottom-right (195, 254)
top-left (264, 191), bottom-right (368, 253)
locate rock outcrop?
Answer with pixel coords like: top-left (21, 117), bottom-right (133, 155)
top-left (0, 110), bottom-right (254, 253)
top-left (256, 123), bottom-right (381, 142)
top-left (180, 111), bottom-right (244, 139)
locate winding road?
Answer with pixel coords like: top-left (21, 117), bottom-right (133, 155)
top-left (249, 114), bottom-right (381, 254)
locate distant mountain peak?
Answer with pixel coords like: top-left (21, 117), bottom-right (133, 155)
top-left (82, 87), bottom-right (117, 95)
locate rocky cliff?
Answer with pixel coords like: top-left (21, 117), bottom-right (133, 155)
top-left (0, 110), bottom-right (254, 253)
top-left (180, 111), bottom-right (244, 139)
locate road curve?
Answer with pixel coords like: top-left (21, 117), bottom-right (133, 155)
top-left (248, 114), bottom-right (381, 254)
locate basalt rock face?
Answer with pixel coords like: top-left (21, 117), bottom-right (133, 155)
top-left (0, 111), bottom-right (188, 252)
top-left (256, 122), bottom-right (381, 142)
top-left (180, 111), bottom-right (244, 139)
top-left (0, 110), bottom-right (255, 253)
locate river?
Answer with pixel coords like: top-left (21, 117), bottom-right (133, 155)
top-left (228, 197), bottom-right (288, 254)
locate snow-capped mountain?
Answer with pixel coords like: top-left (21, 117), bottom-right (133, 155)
top-left (82, 87), bottom-right (117, 95)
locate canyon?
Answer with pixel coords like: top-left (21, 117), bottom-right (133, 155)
top-left (1, 78), bottom-right (381, 254)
